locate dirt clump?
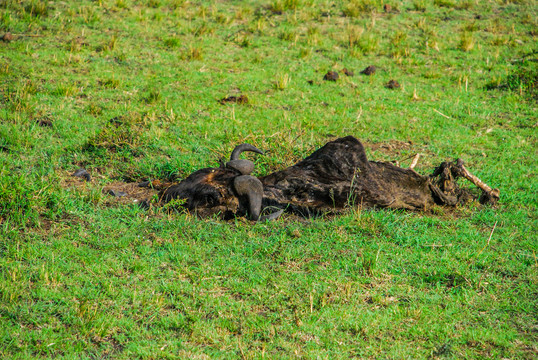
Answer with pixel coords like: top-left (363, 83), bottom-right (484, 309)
top-left (219, 95), bottom-right (249, 105)
top-left (323, 71), bottom-right (339, 81)
top-left (385, 80), bottom-right (400, 89)
top-left (36, 118), bottom-right (53, 127)
top-left (360, 66), bottom-right (376, 75)
top-left (383, 4), bottom-right (399, 13)
top-left (1, 33), bottom-right (14, 42)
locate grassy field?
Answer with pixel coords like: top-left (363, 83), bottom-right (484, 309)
top-left (1, 0), bottom-right (537, 358)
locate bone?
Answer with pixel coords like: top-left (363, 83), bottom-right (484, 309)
top-left (409, 154), bottom-right (420, 169)
top-left (107, 189), bottom-right (127, 197)
top-left (455, 159), bottom-right (500, 204)
top-left (259, 208), bottom-right (284, 222)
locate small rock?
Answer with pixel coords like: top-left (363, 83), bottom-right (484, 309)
top-left (342, 68), bottom-right (354, 77)
top-left (72, 168), bottom-right (91, 182)
top-left (360, 66), bottom-right (376, 75)
top-left (323, 71), bottom-right (339, 81)
top-left (1, 33), bottom-right (14, 43)
top-left (219, 94), bottom-right (249, 105)
top-left (385, 79), bottom-right (400, 89)
top-left (107, 189), bottom-right (127, 197)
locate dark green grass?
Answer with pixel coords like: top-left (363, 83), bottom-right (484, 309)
top-left (1, 0), bottom-right (537, 358)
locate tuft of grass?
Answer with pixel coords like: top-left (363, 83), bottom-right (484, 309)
top-left (361, 251), bottom-right (378, 275)
top-left (96, 36), bottom-right (118, 52)
top-left (343, 0), bottom-right (380, 17)
top-left (98, 78), bottom-right (120, 89)
top-left (182, 46), bottom-right (203, 60)
top-left (345, 24), bottom-right (365, 48)
top-left (115, 0), bottom-right (127, 9)
top-left (169, 0), bottom-right (187, 10)
top-left (24, 0), bottom-right (49, 18)
top-left (486, 60), bottom-right (537, 99)
top-left (412, 0), bottom-right (427, 11)
top-left (279, 29), bottom-right (298, 42)
top-left (390, 30), bottom-right (407, 47)
top-left (356, 32), bottom-right (380, 54)
top-left (191, 22), bottom-right (214, 37)
top-left (77, 5), bottom-right (100, 24)
top-left (86, 102), bottom-right (104, 116)
top-left (434, 0), bottom-right (473, 9)
top-left (269, 0), bottom-right (302, 14)
top-left (238, 34), bottom-right (252, 48)
top-left (459, 31), bottom-right (475, 51)
top-left (273, 73), bottom-right (291, 90)
top-left (299, 47), bottom-right (312, 58)
top-left (51, 82), bottom-right (80, 98)
top-left (85, 113), bottom-right (148, 151)
top-left (306, 25), bottom-right (320, 45)
top-left (143, 88), bottom-right (162, 104)
top-left (163, 37), bottom-right (180, 48)
top-left (434, 0), bottom-right (456, 7)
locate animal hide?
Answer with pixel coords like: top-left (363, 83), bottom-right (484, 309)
top-left (161, 136), bottom-right (499, 219)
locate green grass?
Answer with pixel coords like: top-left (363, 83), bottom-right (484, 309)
top-left (1, 0), bottom-right (537, 358)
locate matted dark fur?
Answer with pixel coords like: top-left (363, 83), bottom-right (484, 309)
top-left (161, 136), bottom-right (491, 219)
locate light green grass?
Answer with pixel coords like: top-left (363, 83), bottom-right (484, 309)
top-left (1, 0), bottom-right (537, 358)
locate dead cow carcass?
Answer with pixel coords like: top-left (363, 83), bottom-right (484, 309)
top-left (160, 136), bottom-right (499, 220)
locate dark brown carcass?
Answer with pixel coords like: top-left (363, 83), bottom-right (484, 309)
top-left (160, 136), bottom-right (499, 220)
